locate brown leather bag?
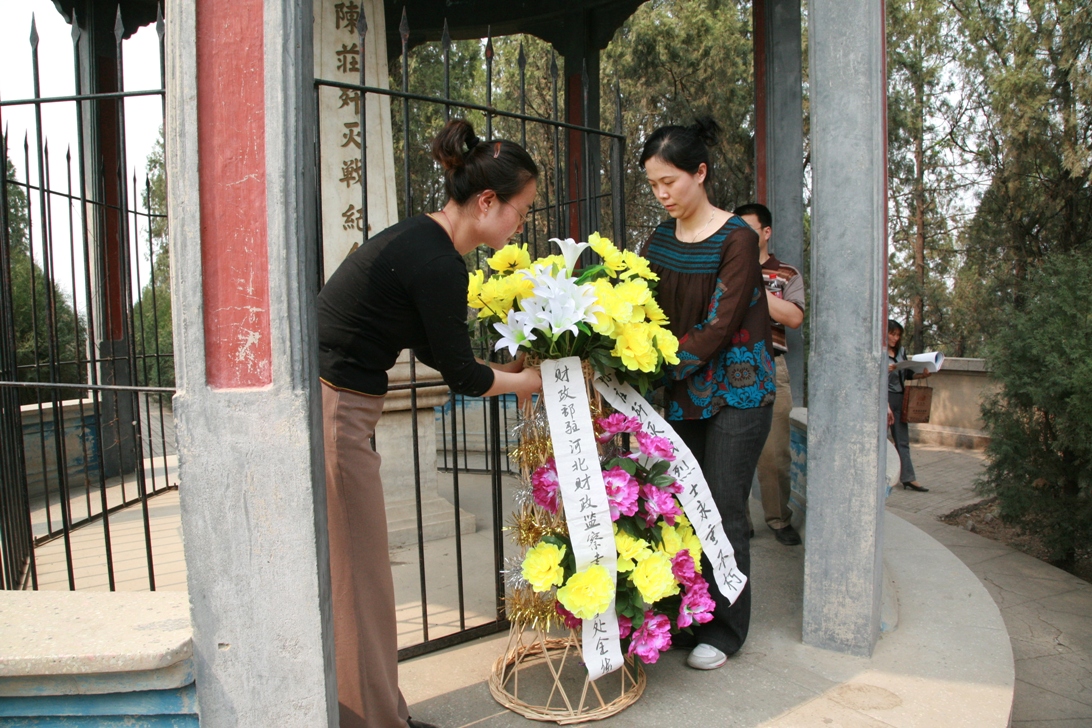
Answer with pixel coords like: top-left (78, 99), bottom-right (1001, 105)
top-left (901, 384), bottom-right (933, 424)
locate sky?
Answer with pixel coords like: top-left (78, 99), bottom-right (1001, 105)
top-left (1, 0), bottom-right (164, 309)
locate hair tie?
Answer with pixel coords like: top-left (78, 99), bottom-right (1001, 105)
top-left (493, 141), bottom-right (502, 159)
top-left (466, 135), bottom-right (480, 150)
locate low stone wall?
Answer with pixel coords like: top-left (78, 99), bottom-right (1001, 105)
top-left (787, 407), bottom-right (901, 538)
top-left (0, 591), bottom-right (197, 725)
top-left (905, 357), bottom-right (997, 449)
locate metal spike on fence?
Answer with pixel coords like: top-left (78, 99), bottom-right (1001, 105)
top-left (71, 13), bottom-right (81, 43)
top-left (441, 18), bottom-right (450, 52)
top-left (399, 7), bottom-right (409, 46)
top-left (485, 27), bottom-right (494, 60)
top-left (356, 2), bottom-right (367, 39)
top-left (114, 5), bottom-right (124, 46)
top-left (30, 15), bottom-right (39, 49)
top-left (518, 41), bottom-right (526, 72)
top-left (156, 3), bottom-right (164, 41)
top-left (550, 52), bottom-right (558, 81)
top-left (615, 83), bottom-right (623, 134)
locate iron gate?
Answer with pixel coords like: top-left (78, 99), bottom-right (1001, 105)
top-left (0, 5), bottom-right (175, 592)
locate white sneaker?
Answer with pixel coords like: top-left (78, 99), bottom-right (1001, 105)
top-left (686, 643), bottom-right (727, 670)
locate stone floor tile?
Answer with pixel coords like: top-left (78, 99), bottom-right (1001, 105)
top-left (1011, 677), bottom-right (1092, 722)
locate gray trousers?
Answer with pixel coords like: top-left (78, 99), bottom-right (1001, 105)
top-left (888, 390), bottom-right (917, 483)
top-left (672, 404), bottom-right (773, 656)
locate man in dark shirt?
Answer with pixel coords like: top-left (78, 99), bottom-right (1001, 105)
top-left (735, 203), bottom-right (804, 546)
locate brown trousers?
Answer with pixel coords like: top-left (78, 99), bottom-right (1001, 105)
top-left (322, 382), bottom-right (410, 728)
top-left (756, 360), bottom-right (794, 529)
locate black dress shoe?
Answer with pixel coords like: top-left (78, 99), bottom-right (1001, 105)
top-left (902, 481), bottom-right (929, 492)
top-left (771, 524), bottom-right (802, 546)
top-left (408, 719), bottom-right (440, 728)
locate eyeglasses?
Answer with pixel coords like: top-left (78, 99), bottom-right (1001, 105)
top-left (498, 197), bottom-right (531, 226)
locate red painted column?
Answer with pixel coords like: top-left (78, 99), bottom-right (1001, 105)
top-left (195, 0), bottom-right (272, 389)
top-left (753, 0), bottom-right (768, 205)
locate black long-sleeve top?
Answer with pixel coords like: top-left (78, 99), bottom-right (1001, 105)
top-left (317, 215), bottom-right (495, 397)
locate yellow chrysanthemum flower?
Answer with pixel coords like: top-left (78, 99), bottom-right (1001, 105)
top-left (620, 250), bottom-right (659, 281)
top-left (615, 529), bottom-right (653, 573)
top-left (522, 542), bottom-right (567, 593)
top-left (682, 529), bottom-right (703, 571)
top-left (589, 232), bottom-right (626, 275)
top-left (467, 269), bottom-right (485, 309)
top-left (509, 272), bottom-right (535, 302)
top-left (590, 280), bottom-right (630, 337)
top-left (644, 297), bottom-right (669, 326)
top-left (672, 516), bottom-right (703, 570)
top-left (630, 550), bottom-right (680, 604)
top-left (488, 243), bottom-right (531, 273)
top-left (556, 565), bottom-right (614, 619)
top-left (476, 274), bottom-right (531, 322)
top-left (659, 523), bottom-right (684, 557)
top-left (613, 279), bottom-right (652, 318)
top-left (612, 323), bottom-right (659, 373)
top-left (653, 326), bottom-right (681, 365)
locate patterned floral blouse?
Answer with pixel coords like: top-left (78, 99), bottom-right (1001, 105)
top-left (641, 216), bottom-right (776, 420)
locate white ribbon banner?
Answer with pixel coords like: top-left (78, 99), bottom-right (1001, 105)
top-left (540, 357), bottom-right (624, 680)
top-left (592, 369), bottom-right (748, 605)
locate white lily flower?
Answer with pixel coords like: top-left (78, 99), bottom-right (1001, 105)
top-left (493, 310), bottom-right (538, 357)
top-left (522, 268), bottom-right (602, 338)
top-left (550, 237), bottom-right (590, 276)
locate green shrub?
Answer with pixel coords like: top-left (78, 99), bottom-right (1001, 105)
top-left (976, 250), bottom-right (1092, 567)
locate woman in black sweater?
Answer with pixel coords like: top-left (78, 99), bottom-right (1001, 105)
top-left (317, 119), bottom-right (541, 728)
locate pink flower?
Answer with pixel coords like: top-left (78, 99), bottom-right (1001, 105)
top-left (532, 459), bottom-right (560, 514)
top-left (617, 614), bottom-right (633, 639)
top-left (678, 580), bottom-right (716, 628)
top-left (602, 467), bottom-right (640, 520)
top-left (596, 413), bottom-right (643, 443)
top-left (636, 430), bottom-right (676, 461)
top-left (671, 550), bottom-right (701, 589)
top-left (627, 611), bottom-right (672, 664)
top-left (640, 484), bottom-right (682, 528)
top-left (555, 600), bottom-right (582, 630)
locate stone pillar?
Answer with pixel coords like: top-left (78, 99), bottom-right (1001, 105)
top-left (760, 0), bottom-right (806, 408)
top-left (166, 0), bottom-right (337, 724)
top-left (802, 0), bottom-right (888, 656)
top-left (376, 354), bottom-right (474, 549)
top-left (314, 0), bottom-right (399, 281)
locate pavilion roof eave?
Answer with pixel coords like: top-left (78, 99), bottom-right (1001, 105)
top-left (383, 0), bottom-right (646, 60)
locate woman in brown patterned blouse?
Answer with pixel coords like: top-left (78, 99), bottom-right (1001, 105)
top-left (638, 117), bottom-right (775, 670)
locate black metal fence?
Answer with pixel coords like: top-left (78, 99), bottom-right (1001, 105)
top-left (315, 9), bottom-right (626, 659)
top-left (0, 6), bottom-right (175, 592)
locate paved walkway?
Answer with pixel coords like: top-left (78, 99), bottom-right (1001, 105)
top-left (887, 444), bottom-right (1092, 728)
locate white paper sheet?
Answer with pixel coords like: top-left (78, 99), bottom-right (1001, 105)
top-left (894, 351), bottom-right (944, 373)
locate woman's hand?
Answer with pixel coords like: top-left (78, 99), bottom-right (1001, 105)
top-left (888, 363), bottom-right (897, 372)
top-left (915, 369), bottom-right (932, 379)
top-left (513, 367), bottom-right (542, 408)
top-left (483, 363), bottom-right (541, 407)
top-left (491, 352), bottom-right (526, 374)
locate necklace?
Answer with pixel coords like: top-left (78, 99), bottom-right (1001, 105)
top-left (680, 210), bottom-right (716, 243)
